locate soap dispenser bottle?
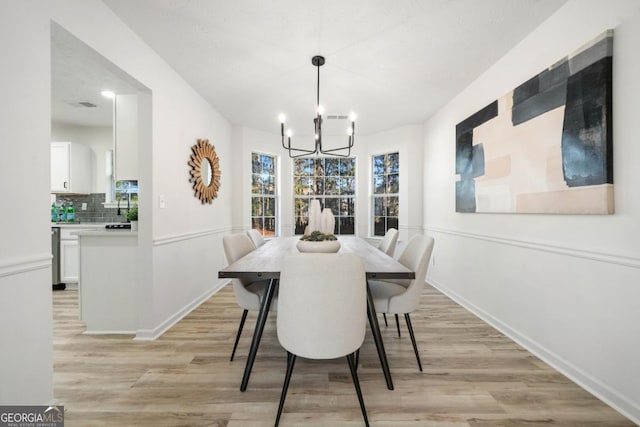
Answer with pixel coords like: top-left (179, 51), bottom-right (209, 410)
top-left (67, 201), bottom-right (76, 223)
top-left (58, 201), bottom-right (66, 222)
top-left (51, 202), bottom-right (58, 222)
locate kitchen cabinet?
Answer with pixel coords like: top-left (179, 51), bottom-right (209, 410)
top-left (58, 226), bottom-right (102, 285)
top-left (51, 141), bottom-right (92, 194)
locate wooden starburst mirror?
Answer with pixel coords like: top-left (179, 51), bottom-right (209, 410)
top-left (188, 138), bottom-right (221, 204)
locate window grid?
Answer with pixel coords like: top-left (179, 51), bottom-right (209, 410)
top-left (372, 152), bottom-right (399, 236)
top-left (293, 157), bottom-right (356, 235)
top-left (251, 152), bottom-right (277, 237)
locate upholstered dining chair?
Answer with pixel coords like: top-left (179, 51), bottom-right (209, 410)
top-left (275, 253), bottom-right (370, 427)
top-left (377, 228), bottom-right (399, 327)
top-left (222, 233), bottom-right (272, 361)
top-left (368, 234), bottom-right (435, 371)
top-left (246, 229), bottom-right (265, 248)
top-left (377, 227), bottom-right (399, 257)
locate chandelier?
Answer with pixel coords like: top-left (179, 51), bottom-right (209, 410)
top-left (279, 55), bottom-right (356, 158)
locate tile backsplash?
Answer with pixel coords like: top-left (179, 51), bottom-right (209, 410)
top-left (52, 193), bottom-right (127, 223)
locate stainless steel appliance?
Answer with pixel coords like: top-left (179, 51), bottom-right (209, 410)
top-left (51, 227), bottom-right (64, 290)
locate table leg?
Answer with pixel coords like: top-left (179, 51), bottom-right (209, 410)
top-left (366, 280), bottom-right (394, 390)
top-left (240, 278), bottom-right (278, 392)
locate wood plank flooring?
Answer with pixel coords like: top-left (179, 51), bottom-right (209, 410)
top-left (52, 285), bottom-right (634, 426)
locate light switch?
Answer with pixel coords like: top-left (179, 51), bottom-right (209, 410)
top-left (81, 203), bottom-right (87, 210)
top-left (159, 195), bottom-right (166, 209)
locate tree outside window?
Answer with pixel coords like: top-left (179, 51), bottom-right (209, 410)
top-left (251, 152), bottom-right (277, 237)
top-left (372, 152), bottom-right (399, 236)
top-left (293, 157), bottom-right (356, 235)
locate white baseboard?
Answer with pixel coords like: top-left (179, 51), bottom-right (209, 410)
top-left (428, 278), bottom-right (640, 425)
top-left (133, 280), bottom-right (228, 341)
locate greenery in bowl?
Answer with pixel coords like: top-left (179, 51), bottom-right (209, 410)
top-left (299, 230), bottom-right (337, 241)
top-left (126, 204), bottom-right (138, 222)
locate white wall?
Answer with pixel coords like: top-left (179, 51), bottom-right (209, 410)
top-left (233, 125), bottom-right (423, 250)
top-left (0, 0), bottom-right (235, 403)
top-left (423, 0), bottom-right (640, 423)
top-left (0, 2), bottom-right (54, 405)
top-left (51, 123), bottom-right (112, 193)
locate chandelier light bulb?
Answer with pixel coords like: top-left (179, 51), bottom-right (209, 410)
top-left (347, 127), bottom-right (353, 136)
top-left (349, 112), bottom-right (357, 122)
top-left (317, 105), bottom-right (325, 116)
top-left (278, 113), bottom-right (286, 123)
top-left (286, 129), bottom-right (293, 137)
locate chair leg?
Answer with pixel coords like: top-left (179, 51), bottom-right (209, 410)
top-left (404, 313), bottom-right (422, 371)
top-left (346, 353), bottom-right (370, 427)
top-left (383, 312), bottom-right (388, 326)
top-left (394, 314), bottom-right (401, 337)
top-left (275, 352), bottom-right (297, 427)
top-left (355, 348), bottom-right (360, 371)
top-left (230, 309), bottom-right (248, 362)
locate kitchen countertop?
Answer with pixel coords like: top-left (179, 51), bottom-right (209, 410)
top-left (74, 229), bottom-right (137, 237)
top-left (51, 222), bottom-right (110, 228)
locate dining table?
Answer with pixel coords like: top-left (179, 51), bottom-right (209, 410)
top-left (218, 235), bottom-right (415, 392)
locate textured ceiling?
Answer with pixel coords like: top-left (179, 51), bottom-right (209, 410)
top-left (53, 0), bottom-right (568, 133)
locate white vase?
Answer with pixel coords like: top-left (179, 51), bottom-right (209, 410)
top-left (320, 208), bottom-right (335, 235)
top-left (307, 199), bottom-right (322, 234)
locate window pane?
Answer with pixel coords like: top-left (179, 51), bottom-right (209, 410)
top-left (312, 158), bottom-right (325, 176)
top-left (387, 173), bottom-right (399, 194)
top-left (252, 153), bottom-right (260, 173)
top-left (294, 217), bottom-right (307, 235)
top-left (325, 158), bottom-right (340, 176)
top-left (252, 174), bottom-right (262, 194)
top-left (252, 217), bottom-right (263, 231)
top-left (373, 197), bottom-right (384, 216)
top-left (311, 178), bottom-right (324, 195)
top-left (340, 158), bottom-right (355, 176)
top-left (388, 196), bottom-right (399, 216)
top-left (251, 197), bottom-right (262, 216)
top-left (264, 217), bottom-right (276, 236)
top-left (294, 177), bottom-right (310, 195)
top-left (387, 217), bottom-right (398, 231)
top-left (263, 175), bottom-right (275, 195)
top-left (374, 175), bottom-right (386, 194)
top-left (261, 154), bottom-right (274, 174)
top-left (338, 217), bottom-right (355, 235)
top-left (325, 177), bottom-right (339, 195)
top-left (323, 197), bottom-right (339, 215)
top-left (373, 217), bottom-right (386, 236)
top-left (264, 197), bottom-right (275, 216)
top-left (373, 155), bottom-right (385, 175)
top-left (294, 197), bottom-right (309, 217)
top-left (342, 177), bottom-right (355, 195)
top-left (341, 197), bottom-right (355, 216)
top-left (388, 152), bottom-right (399, 174)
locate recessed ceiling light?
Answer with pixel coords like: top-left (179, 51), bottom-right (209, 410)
top-left (101, 90), bottom-right (115, 99)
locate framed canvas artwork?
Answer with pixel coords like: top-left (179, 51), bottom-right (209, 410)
top-left (455, 30), bottom-right (613, 214)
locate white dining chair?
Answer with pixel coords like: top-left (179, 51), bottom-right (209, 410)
top-left (275, 253), bottom-right (369, 427)
top-left (246, 229), bottom-right (265, 248)
top-left (368, 234), bottom-right (435, 371)
top-left (222, 233), bottom-right (273, 361)
top-left (377, 227), bottom-right (399, 257)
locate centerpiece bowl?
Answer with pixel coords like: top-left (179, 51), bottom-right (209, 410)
top-left (296, 231), bottom-right (341, 253)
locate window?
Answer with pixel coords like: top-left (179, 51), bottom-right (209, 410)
top-left (251, 152), bottom-right (277, 237)
top-left (372, 152), bottom-right (399, 236)
top-left (293, 157), bottom-right (356, 235)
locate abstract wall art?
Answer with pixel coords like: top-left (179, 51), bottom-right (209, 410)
top-left (455, 30), bottom-right (613, 214)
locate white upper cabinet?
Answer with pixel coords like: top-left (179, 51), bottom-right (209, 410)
top-left (50, 142), bottom-right (92, 194)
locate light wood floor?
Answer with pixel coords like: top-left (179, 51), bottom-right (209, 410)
top-left (53, 285), bottom-right (633, 426)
